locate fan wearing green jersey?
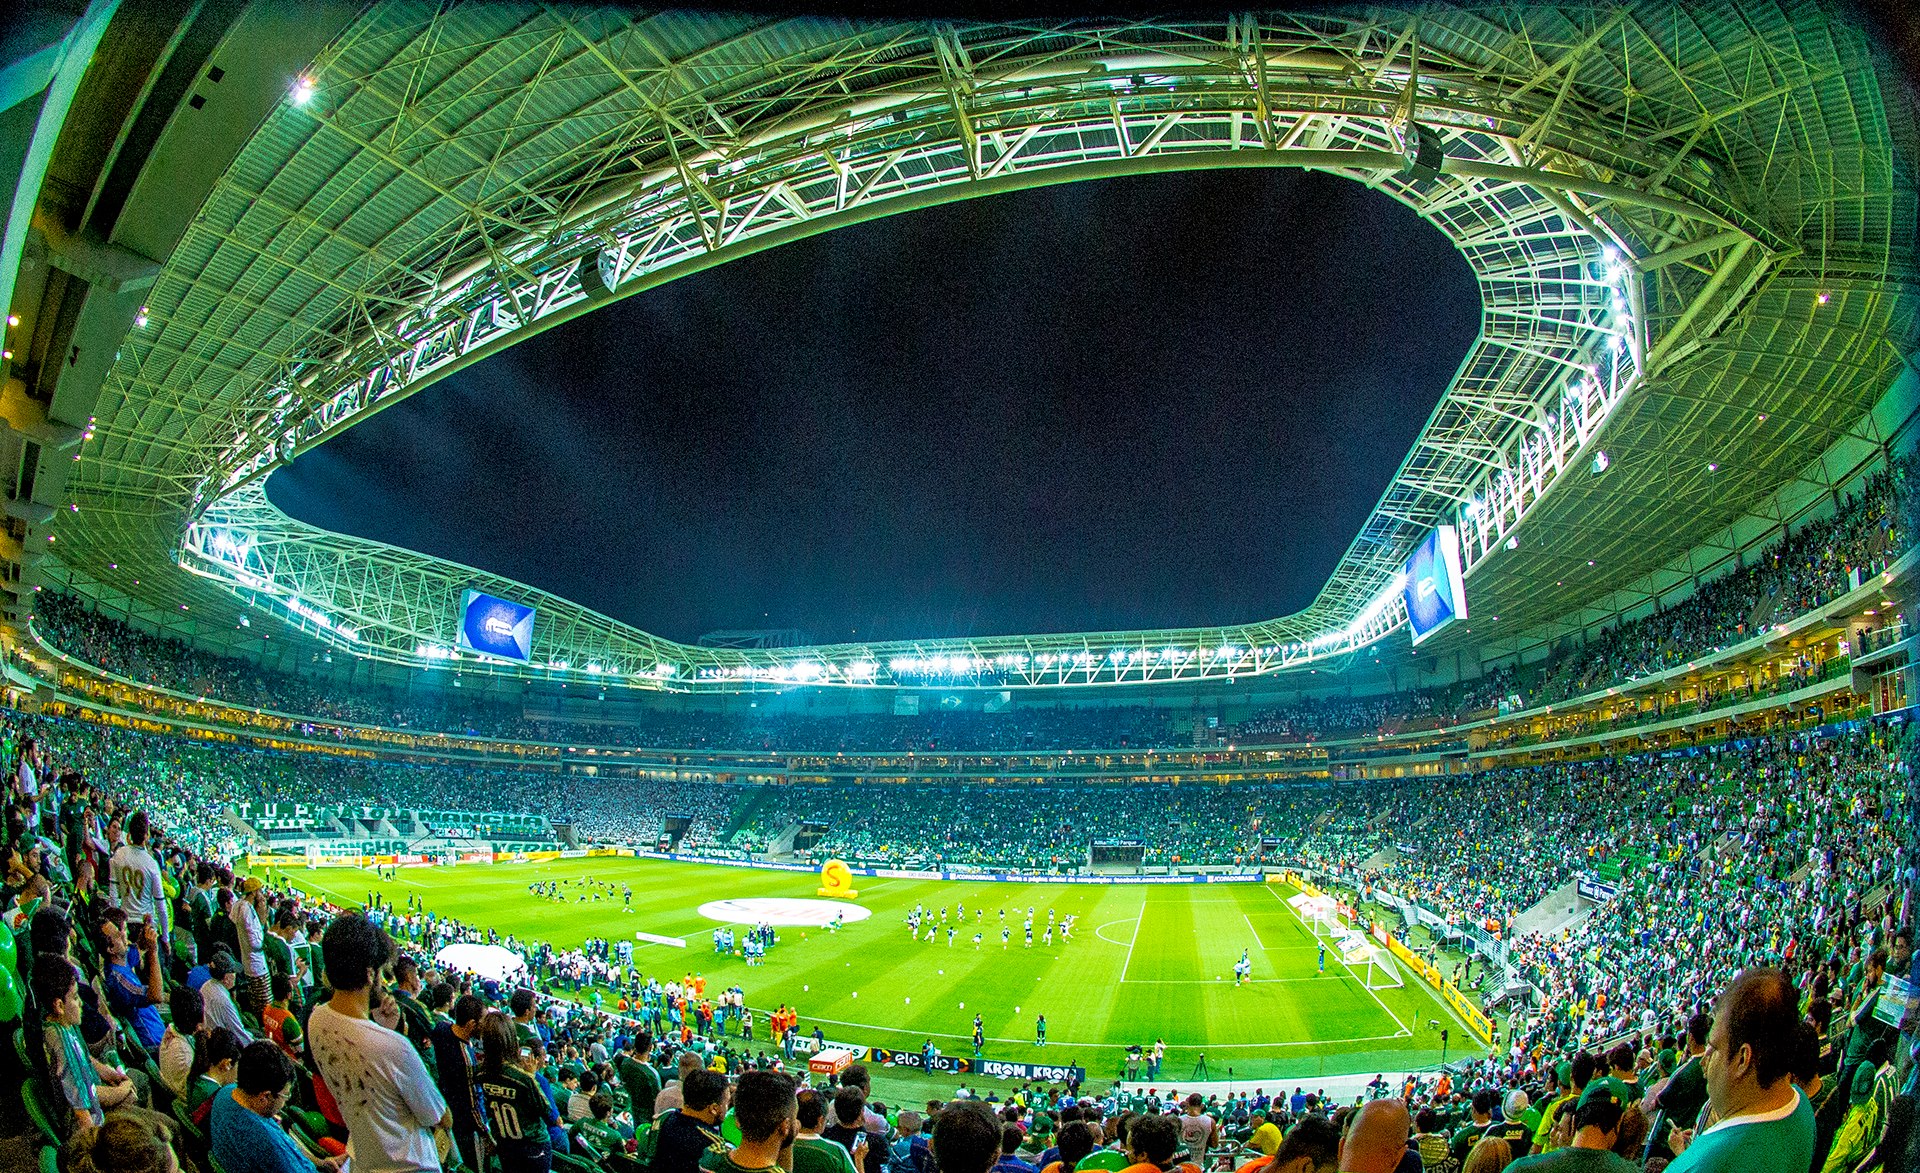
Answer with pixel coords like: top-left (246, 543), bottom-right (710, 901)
top-left (476, 1010), bottom-right (555, 1173)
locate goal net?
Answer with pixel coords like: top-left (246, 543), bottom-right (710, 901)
top-left (1288, 892), bottom-right (1346, 940)
top-left (1285, 891), bottom-right (1404, 989)
top-left (1337, 932), bottom-right (1406, 990)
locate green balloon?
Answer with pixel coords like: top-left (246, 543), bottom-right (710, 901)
top-left (0, 962), bottom-right (21, 1023)
top-left (0, 923), bottom-right (16, 978)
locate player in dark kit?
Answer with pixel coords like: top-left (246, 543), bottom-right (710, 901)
top-left (973, 1016), bottom-right (985, 1056)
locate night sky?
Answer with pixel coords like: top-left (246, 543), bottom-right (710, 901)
top-left (267, 168), bottom-right (1479, 644)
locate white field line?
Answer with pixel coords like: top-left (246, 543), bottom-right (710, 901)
top-left (1093, 917), bottom-right (1140, 947)
top-left (1267, 884), bottom-right (1412, 1038)
top-left (783, 1013), bottom-right (1414, 1051)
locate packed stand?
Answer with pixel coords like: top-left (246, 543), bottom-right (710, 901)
top-left (1, 691), bottom-right (1914, 1173)
top-left (28, 441), bottom-right (1908, 763)
top-left (736, 783), bottom-right (1319, 871)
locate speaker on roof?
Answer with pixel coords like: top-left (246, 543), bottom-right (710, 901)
top-left (579, 249), bottom-right (617, 302)
top-left (1398, 122), bottom-right (1443, 182)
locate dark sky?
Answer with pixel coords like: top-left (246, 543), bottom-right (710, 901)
top-left (268, 168), bottom-right (1478, 644)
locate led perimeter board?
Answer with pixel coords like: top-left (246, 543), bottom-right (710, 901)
top-left (1402, 525), bottom-right (1467, 646)
top-left (457, 590), bottom-right (537, 661)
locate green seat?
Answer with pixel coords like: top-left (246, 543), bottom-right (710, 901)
top-left (1076, 1150), bottom-right (1130, 1172)
top-left (552, 1152), bottom-right (601, 1173)
top-left (289, 1107), bottom-right (330, 1139)
top-left (171, 1094), bottom-right (208, 1153)
top-left (22, 1078), bottom-right (63, 1145)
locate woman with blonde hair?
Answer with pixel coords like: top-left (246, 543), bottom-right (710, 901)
top-left (1463, 1136), bottom-right (1514, 1173)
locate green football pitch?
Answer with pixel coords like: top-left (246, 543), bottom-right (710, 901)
top-left (260, 856), bottom-right (1468, 1082)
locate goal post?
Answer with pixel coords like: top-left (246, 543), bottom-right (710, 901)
top-left (1287, 892), bottom-right (1346, 941)
top-left (1337, 932), bottom-right (1405, 991)
top-left (1284, 890), bottom-right (1403, 989)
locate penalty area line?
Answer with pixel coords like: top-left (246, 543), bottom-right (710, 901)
top-left (1267, 884), bottom-right (1413, 1037)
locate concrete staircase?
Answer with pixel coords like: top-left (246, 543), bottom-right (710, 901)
top-left (1511, 877), bottom-right (1589, 938)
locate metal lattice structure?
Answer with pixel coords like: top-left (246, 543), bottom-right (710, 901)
top-left (37, 3), bottom-right (1920, 691)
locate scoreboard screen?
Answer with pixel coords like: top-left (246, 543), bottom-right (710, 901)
top-left (457, 589), bottom-right (537, 661)
top-left (1403, 525), bottom-right (1468, 646)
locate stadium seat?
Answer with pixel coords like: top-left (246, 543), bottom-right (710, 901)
top-left (552, 1151), bottom-right (602, 1173)
top-left (20, 1078), bottom-right (61, 1146)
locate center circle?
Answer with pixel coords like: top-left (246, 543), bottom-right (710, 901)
top-left (697, 897), bottom-right (875, 926)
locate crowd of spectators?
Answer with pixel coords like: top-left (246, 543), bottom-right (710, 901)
top-left (1298, 726), bottom-right (1909, 972)
top-left (1524, 457), bottom-right (1909, 708)
top-left (2, 688), bottom-right (1913, 1173)
top-left (734, 783), bottom-right (1321, 871)
top-left (0, 718), bottom-right (760, 859)
top-left (26, 449), bottom-right (1911, 764)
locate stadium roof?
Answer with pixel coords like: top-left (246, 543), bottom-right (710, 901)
top-left (5, 1), bottom-right (1916, 692)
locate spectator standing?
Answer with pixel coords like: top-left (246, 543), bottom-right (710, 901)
top-left (1450, 1091), bottom-right (1500, 1168)
top-left (700, 1069), bottom-right (797, 1173)
top-left (474, 1010), bottom-right (553, 1173)
top-left (306, 913), bottom-right (450, 1173)
top-left (431, 993), bottom-right (487, 1172)
top-left (795, 1088), bottom-right (859, 1173)
top-left (1177, 1094), bottom-right (1218, 1160)
top-left (652, 1068), bottom-right (730, 1173)
top-left (821, 1087), bottom-right (879, 1173)
top-left (108, 810), bottom-right (167, 941)
top-left (231, 877), bottom-right (271, 1017)
top-left (620, 1032), bottom-right (663, 1120)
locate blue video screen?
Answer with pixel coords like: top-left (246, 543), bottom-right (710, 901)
top-left (1402, 525), bottom-right (1467, 646)
top-left (456, 590), bottom-right (536, 661)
